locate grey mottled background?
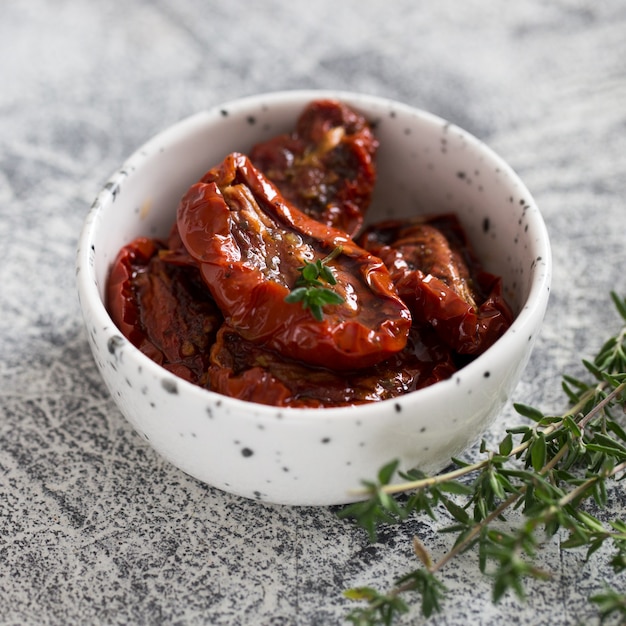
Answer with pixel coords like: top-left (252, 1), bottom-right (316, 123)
top-left (1, 1), bottom-right (625, 625)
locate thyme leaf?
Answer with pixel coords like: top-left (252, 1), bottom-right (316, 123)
top-left (340, 291), bottom-right (626, 625)
top-left (284, 246), bottom-right (344, 321)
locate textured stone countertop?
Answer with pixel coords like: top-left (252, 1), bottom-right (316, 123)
top-left (1, 2), bottom-right (625, 625)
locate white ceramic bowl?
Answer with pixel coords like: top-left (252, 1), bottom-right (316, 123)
top-left (76, 90), bottom-right (551, 506)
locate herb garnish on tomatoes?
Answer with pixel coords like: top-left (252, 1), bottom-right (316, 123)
top-left (284, 246), bottom-right (344, 321)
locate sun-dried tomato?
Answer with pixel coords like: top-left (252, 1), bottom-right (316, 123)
top-left (207, 323), bottom-right (456, 408)
top-left (176, 152), bottom-right (411, 371)
top-left (359, 214), bottom-right (514, 356)
top-left (106, 237), bottom-right (223, 384)
top-left (250, 99), bottom-right (378, 237)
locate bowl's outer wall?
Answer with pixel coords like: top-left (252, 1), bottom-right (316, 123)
top-left (77, 90), bottom-right (551, 505)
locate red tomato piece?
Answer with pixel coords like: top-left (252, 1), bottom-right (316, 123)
top-left (106, 236), bottom-right (160, 346)
top-left (106, 237), bottom-right (223, 384)
top-left (208, 323), bottom-right (456, 408)
top-left (359, 215), bottom-right (514, 356)
top-left (250, 99), bottom-right (378, 237)
top-left (176, 152), bottom-right (411, 371)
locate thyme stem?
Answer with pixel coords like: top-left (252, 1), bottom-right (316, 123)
top-left (342, 292), bottom-right (626, 625)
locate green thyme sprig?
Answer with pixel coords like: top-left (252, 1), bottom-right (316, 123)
top-left (285, 246), bottom-right (344, 321)
top-left (339, 291), bottom-right (626, 625)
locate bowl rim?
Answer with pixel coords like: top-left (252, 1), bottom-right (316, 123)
top-left (76, 89), bottom-right (552, 421)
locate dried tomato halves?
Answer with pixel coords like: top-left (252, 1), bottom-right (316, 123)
top-left (250, 99), bottom-right (378, 237)
top-left (176, 152), bottom-right (411, 371)
top-left (208, 323), bottom-right (456, 408)
top-left (360, 215), bottom-right (514, 356)
top-left (105, 237), bottom-right (223, 384)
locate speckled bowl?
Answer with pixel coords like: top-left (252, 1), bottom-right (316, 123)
top-left (76, 90), bottom-right (551, 506)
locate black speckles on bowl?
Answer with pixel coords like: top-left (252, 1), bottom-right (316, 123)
top-left (161, 378), bottom-right (178, 395)
top-left (107, 335), bottom-right (125, 356)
